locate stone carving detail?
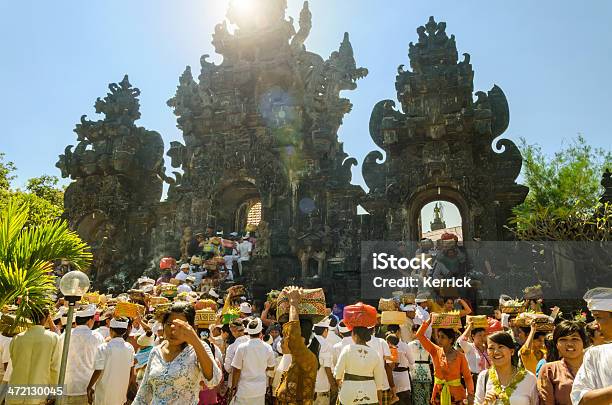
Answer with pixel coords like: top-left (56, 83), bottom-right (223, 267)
top-left (57, 76), bottom-right (164, 289)
top-left (253, 220), bottom-right (271, 258)
top-left (361, 16), bottom-right (528, 240)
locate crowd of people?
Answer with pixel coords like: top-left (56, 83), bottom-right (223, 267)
top-left (0, 248), bottom-right (611, 405)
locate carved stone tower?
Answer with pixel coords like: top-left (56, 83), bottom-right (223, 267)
top-left (150, 0), bottom-right (367, 297)
top-left (56, 76), bottom-right (165, 288)
top-left (361, 17), bottom-right (528, 241)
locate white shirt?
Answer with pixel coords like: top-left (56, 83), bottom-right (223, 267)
top-left (314, 335), bottom-right (334, 393)
top-left (224, 250), bottom-right (238, 269)
top-left (175, 271), bottom-right (189, 282)
top-left (392, 341), bottom-right (414, 393)
top-left (475, 369), bottom-right (538, 405)
top-left (231, 338), bottom-right (275, 398)
top-left (366, 336), bottom-right (391, 390)
top-left (59, 325), bottom-right (105, 395)
top-left (1, 334), bottom-right (12, 383)
top-left (414, 305), bottom-right (432, 339)
top-left (96, 326), bottom-right (110, 340)
top-left (458, 336), bottom-right (489, 374)
top-left (237, 241), bottom-right (253, 260)
top-left (0, 334), bottom-right (11, 381)
top-left (400, 317), bottom-right (414, 343)
top-left (335, 344), bottom-right (387, 405)
top-left (333, 336), bottom-right (353, 366)
top-left (571, 343), bottom-right (612, 405)
top-left (326, 330), bottom-right (342, 347)
top-left (93, 337), bottom-right (135, 405)
top-left (177, 283), bottom-right (192, 294)
top-left (224, 335), bottom-right (249, 386)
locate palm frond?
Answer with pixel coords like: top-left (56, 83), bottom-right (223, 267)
top-left (0, 197), bottom-right (92, 325)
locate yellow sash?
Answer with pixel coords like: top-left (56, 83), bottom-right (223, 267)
top-left (434, 377), bottom-right (462, 405)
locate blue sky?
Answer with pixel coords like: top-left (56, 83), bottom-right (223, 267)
top-left (1, 0), bottom-right (611, 229)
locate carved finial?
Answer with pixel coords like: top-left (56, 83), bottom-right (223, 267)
top-left (339, 32), bottom-right (353, 58)
top-left (291, 0), bottom-right (312, 49)
top-left (425, 16), bottom-right (437, 36)
top-left (94, 75), bottom-right (141, 124)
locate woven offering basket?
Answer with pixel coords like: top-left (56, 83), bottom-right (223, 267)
top-left (467, 315), bottom-right (488, 329)
top-left (195, 309), bottom-right (217, 327)
top-left (115, 302), bottom-right (145, 319)
top-left (381, 311), bottom-right (407, 325)
top-left (276, 288), bottom-right (326, 323)
top-left (159, 283), bottom-right (178, 299)
top-left (378, 298), bottom-right (399, 311)
top-left (431, 312), bottom-right (462, 329)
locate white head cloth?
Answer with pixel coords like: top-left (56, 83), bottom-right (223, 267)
top-left (75, 304), bottom-right (96, 318)
top-left (110, 318), bottom-right (129, 329)
top-left (584, 287), bottom-right (612, 312)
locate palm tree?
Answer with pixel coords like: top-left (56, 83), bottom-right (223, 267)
top-left (0, 198), bottom-right (92, 329)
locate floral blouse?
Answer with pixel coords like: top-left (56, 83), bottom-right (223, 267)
top-left (133, 343), bottom-right (221, 405)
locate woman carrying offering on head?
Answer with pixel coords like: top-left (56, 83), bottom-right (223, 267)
top-left (416, 314), bottom-right (474, 405)
top-left (275, 286), bottom-right (319, 405)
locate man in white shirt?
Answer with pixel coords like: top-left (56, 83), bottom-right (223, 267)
top-left (414, 297), bottom-right (432, 339)
top-left (177, 276), bottom-right (195, 294)
top-left (230, 317), bottom-right (275, 405)
top-left (224, 319), bottom-right (249, 388)
top-left (332, 321), bottom-right (353, 366)
top-left (571, 287), bottom-right (612, 405)
top-left (59, 304), bottom-right (105, 405)
top-left (239, 302), bottom-right (253, 319)
top-left (236, 236), bottom-right (253, 276)
top-left (325, 315), bottom-right (342, 346)
top-left (87, 318), bottom-right (135, 405)
top-left (96, 311), bottom-right (112, 340)
top-left (223, 242), bottom-right (239, 280)
top-left (387, 324), bottom-right (415, 405)
top-left (175, 263), bottom-right (191, 283)
top-left (0, 330), bottom-right (11, 403)
top-left (312, 318), bottom-right (337, 405)
top-left (366, 328), bottom-right (394, 403)
top-left (398, 304), bottom-right (416, 342)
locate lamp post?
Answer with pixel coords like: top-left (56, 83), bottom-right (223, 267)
top-left (57, 270), bottom-right (90, 405)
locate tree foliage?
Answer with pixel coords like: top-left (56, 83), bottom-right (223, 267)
top-left (0, 153), bottom-right (16, 191)
top-left (511, 136), bottom-right (612, 240)
top-left (0, 198), bottom-right (92, 329)
top-left (0, 153), bottom-right (64, 226)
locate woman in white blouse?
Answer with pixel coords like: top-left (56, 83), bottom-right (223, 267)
top-left (133, 302), bottom-right (221, 405)
top-left (475, 331), bottom-right (538, 405)
top-left (334, 326), bottom-right (386, 405)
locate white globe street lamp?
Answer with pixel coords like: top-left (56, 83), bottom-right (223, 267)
top-left (57, 270), bottom-right (90, 404)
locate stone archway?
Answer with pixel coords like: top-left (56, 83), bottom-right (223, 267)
top-left (211, 179), bottom-right (262, 233)
top-left (419, 200), bottom-right (463, 241)
top-left (407, 187), bottom-right (471, 242)
top-left (76, 210), bottom-right (111, 243)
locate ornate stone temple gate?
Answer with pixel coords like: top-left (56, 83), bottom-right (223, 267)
top-left (361, 17), bottom-right (527, 242)
top-left (57, 3), bottom-right (528, 299)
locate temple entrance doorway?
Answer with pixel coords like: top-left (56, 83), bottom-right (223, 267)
top-left (419, 201), bottom-right (463, 242)
top-left (212, 179), bottom-right (262, 234)
top-left (407, 187), bottom-right (470, 242)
